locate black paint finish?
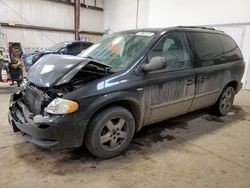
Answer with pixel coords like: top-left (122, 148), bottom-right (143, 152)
top-left (8, 26), bottom-right (245, 149)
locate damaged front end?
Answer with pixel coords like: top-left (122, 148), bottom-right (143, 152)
top-left (8, 54), bottom-right (114, 148)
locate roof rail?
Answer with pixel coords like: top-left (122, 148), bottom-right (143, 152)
top-left (177, 26), bottom-right (216, 30)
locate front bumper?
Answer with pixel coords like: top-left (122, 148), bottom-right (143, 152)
top-left (8, 93), bottom-right (87, 149)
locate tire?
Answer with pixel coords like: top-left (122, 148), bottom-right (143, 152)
top-left (84, 106), bottom-right (135, 159)
top-left (212, 86), bottom-right (235, 116)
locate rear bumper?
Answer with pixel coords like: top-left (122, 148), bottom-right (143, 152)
top-left (8, 94), bottom-right (87, 149)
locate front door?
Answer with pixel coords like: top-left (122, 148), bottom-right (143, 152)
top-left (142, 32), bottom-right (196, 125)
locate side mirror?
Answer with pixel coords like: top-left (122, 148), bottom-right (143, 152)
top-left (141, 56), bottom-right (167, 72)
top-left (0, 47), bottom-right (5, 53)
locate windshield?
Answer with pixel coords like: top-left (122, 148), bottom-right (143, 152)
top-left (49, 42), bottom-right (68, 52)
top-left (79, 32), bottom-right (156, 68)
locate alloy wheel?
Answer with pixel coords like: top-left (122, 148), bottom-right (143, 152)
top-left (100, 117), bottom-right (128, 150)
top-left (219, 87), bottom-right (234, 114)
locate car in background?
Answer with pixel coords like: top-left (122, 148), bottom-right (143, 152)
top-left (23, 41), bottom-right (93, 71)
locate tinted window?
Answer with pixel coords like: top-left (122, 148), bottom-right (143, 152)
top-left (220, 35), bottom-right (243, 61)
top-left (49, 42), bottom-right (68, 52)
top-left (81, 43), bottom-right (92, 50)
top-left (67, 43), bottom-right (81, 53)
top-left (148, 32), bottom-right (191, 71)
top-left (188, 32), bottom-right (223, 66)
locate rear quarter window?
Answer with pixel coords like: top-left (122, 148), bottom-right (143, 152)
top-left (187, 32), bottom-right (223, 66)
top-left (67, 43), bottom-right (81, 52)
top-left (81, 43), bottom-right (92, 50)
top-left (219, 35), bottom-right (243, 61)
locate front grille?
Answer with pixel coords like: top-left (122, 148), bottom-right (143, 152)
top-left (22, 85), bottom-right (47, 115)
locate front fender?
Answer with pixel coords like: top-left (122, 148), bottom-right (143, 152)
top-left (80, 90), bottom-right (144, 132)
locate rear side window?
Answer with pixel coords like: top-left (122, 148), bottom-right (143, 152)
top-left (67, 43), bottom-right (81, 52)
top-left (187, 32), bottom-right (223, 66)
top-left (67, 43), bottom-right (88, 55)
top-left (81, 43), bottom-right (92, 50)
top-left (219, 35), bottom-right (243, 61)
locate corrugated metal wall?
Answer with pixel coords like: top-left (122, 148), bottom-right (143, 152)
top-left (0, 0), bottom-right (104, 49)
top-left (0, 0), bottom-right (75, 28)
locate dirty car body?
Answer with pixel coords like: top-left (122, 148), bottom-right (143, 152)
top-left (9, 27), bottom-right (245, 157)
top-left (9, 54), bottom-right (113, 148)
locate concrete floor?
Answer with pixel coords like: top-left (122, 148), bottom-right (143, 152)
top-left (0, 83), bottom-right (250, 188)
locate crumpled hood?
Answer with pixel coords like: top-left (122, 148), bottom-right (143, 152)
top-left (27, 54), bottom-right (90, 87)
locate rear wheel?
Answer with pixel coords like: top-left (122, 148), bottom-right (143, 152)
top-left (84, 107), bottom-right (135, 158)
top-left (212, 86), bottom-right (235, 116)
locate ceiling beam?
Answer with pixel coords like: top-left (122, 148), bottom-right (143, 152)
top-left (43, 0), bottom-right (103, 11)
top-left (74, 0), bottom-right (80, 40)
top-left (0, 22), bottom-right (104, 36)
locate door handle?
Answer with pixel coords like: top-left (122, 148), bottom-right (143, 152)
top-left (186, 79), bottom-right (194, 86)
top-left (199, 77), bottom-right (206, 83)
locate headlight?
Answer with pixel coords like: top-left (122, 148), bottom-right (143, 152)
top-left (45, 98), bottom-right (79, 114)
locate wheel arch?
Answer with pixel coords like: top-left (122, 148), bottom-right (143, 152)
top-left (91, 100), bottom-right (142, 131)
top-left (224, 80), bottom-right (238, 92)
top-left (213, 80), bottom-right (239, 106)
top-left (83, 93), bottom-right (143, 139)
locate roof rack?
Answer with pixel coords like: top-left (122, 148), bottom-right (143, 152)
top-left (177, 26), bottom-right (215, 30)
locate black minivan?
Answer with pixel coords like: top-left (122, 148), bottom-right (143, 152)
top-left (9, 26), bottom-right (245, 158)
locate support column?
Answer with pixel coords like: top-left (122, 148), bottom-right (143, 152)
top-left (74, 0), bottom-right (80, 40)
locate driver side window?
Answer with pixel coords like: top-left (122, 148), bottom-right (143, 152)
top-left (148, 32), bottom-right (191, 71)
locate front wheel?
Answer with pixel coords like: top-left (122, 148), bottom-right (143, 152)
top-left (212, 86), bottom-right (235, 116)
top-left (84, 107), bottom-right (135, 159)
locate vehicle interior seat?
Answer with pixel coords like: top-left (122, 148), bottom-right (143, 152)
top-left (163, 38), bottom-right (185, 70)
